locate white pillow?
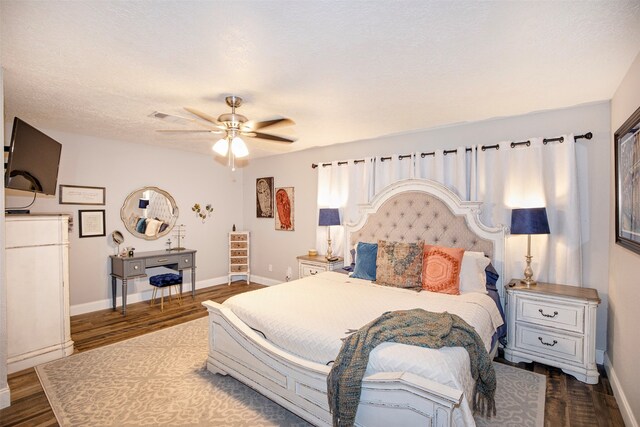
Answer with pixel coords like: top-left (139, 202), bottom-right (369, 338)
top-left (459, 251), bottom-right (490, 294)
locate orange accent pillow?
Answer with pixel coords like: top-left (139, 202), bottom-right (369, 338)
top-left (422, 244), bottom-right (465, 294)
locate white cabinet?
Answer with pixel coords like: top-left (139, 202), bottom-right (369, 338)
top-left (504, 279), bottom-right (600, 384)
top-left (5, 215), bottom-right (74, 373)
top-left (228, 231), bottom-right (250, 285)
top-left (296, 255), bottom-right (344, 279)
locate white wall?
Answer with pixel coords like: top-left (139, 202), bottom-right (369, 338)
top-left (0, 66), bottom-right (11, 408)
top-left (608, 51), bottom-right (640, 427)
top-left (242, 102), bottom-right (611, 357)
top-left (5, 129), bottom-right (244, 313)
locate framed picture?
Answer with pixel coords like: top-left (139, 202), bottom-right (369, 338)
top-left (614, 104), bottom-right (640, 255)
top-left (256, 177), bottom-right (274, 218)
top-left (78, 209), bottom-right (106, 238)
top-left (60, 185), bottom-right (106, 205)
top-left (274, 187), bottom-right (294, 231)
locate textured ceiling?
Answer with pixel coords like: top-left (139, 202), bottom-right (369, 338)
top-left (2, 1), bottom-right (640, 159)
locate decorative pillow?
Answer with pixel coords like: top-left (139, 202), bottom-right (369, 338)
top-left (459, 251), bottom-right (491, 294)
top-left (375, 240), bottom-right (424, 290)
top-left (421, 244), bottom-right (465, 294)
top-left (145, 219), bottom-right (162, 237)
top-left (351, 242), bottom-right (378, 281)
top-left (136, 217), bottom-right (147, 233)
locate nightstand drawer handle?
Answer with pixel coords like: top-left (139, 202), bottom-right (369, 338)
top-left (310, 270), bottom-right (317, 275)
top-left (538, 309), bottom-right (558, 318)
top-left (538, 337), bottom-right (558, 347)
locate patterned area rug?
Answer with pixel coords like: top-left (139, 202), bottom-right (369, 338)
top-left (37, 318), bottom-right (545, 426)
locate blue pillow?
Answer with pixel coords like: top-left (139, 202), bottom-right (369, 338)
top-left (351, 242), bottom-right (378, 281)
top-left (136, 218), bottom-right (147, 233)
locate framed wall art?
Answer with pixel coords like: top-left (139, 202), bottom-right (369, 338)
top-left (78, 209), bottom-right (106, 238)
top-left (256, 177), bottom-right (274, 218)
top-left (614, 104), bottom-right (640, 255)
top-left (59, 185), bottom-right (106, 205)
top-left (275, 187), bottom-right (294, 231)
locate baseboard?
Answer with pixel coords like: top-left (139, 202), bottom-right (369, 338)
top-left (70, 276), bottom-right (229, 316)
top-left (604, 352), bottom-right (638, 427)
top-left (250, 275), bottom-right (283, 287)
top-left (0, 385), bottom-right (10, 409)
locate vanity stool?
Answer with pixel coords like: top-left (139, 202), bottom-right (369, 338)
top-left (149, 273), bottom-right (183, 311)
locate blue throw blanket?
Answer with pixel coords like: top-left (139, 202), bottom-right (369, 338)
top-left (327, 308), bottom-right (496, 427)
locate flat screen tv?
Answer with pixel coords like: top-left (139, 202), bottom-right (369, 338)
top-left (4, 117), bottom-right (62, 196)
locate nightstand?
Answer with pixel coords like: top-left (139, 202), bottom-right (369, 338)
top-left (296, 255), bottom-right (344, 279)
top-left (504, 279), bottom-right (601, 384)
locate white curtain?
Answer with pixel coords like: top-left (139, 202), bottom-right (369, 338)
top-left (477, 135), bottom-right (582, 286)
top-left (414, 146), bottom-right (476, 201)
top-left (315, 136), bottom-right (581, 286)
top-left (316, 158), bottom-right (374, 260)
top-left (374, 154), bottom-right (414, 193)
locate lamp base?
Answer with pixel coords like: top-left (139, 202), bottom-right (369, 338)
top-left (520, 277), bottom-right (537, 287)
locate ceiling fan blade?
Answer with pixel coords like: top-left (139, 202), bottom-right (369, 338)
top-left (156, 129), bottom-right (225, 134)
top-left (151, 111), bottom-right (224, 130)
top-left (243, 131), bottom-right (296, 143)
top-left (184, 107), bottom-right (225, 128)
top-left (241, 117), bottom-right (295, 132)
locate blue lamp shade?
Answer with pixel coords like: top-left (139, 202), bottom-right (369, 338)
top-left (510, 207), bottom-right (550, 235)
top-left (318, 208), bottom-right (341, 226)
top-left (138, 199), bottom-right (150, 209)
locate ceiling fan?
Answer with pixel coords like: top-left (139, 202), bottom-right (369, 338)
top-left (153, 95), bottom-right (296, 170)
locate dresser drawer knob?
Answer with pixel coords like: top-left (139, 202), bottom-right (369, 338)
top-left (538, 337), bottom-right (558, 347)
top-left (184, 259), bottom-right (189, 263)
top-left (538, 309), bottom-right (558, 318)
top-left (310, 270), bottom-right (317, 275)
top-left (134, 265), bottom-right (139, 270)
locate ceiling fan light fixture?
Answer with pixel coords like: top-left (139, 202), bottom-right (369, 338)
top-left (212, 138), bottom-right (229, 156)
top-left (231, 136), bottom-right (249, 158)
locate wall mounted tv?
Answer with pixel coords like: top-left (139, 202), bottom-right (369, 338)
top-left (4, 117), bottom-right (62, 196)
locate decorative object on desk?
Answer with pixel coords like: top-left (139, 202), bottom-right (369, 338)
top-left (121, 186), bottom-right (179, 240)
top-left (111, 230), bottom-right (124, 256)
top-left (256, 177), bottom-right (274, 218)
top-left (172, 224), bottom-right (186, 250)
top-left (165, 238), bottom-right (172, 251)
top-left (192, 203), bottom-right (213, 223)
top-left (319, 208), bottom-right (341, 261)
top-left (59, 184), bottom-right (106, 205)
top-left (78, 209), bottom-right (106, 238)
top-left (614, 104), bottom-right (640, 255)
top-left (275, 187), bottom-right (294, 231)
top-left (510, 207), bottom-right (550, 287)
top-left (308, 249), bottom-right (317, 256)
top-left (232, 224), bottom-right (236, 231)
top-left (127, 247), bottom-right (135, 258)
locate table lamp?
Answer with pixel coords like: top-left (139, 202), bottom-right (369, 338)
top-left (318, 208), bottom-right (341, 261)
top-left (510, 207), bottom-right (550, 287)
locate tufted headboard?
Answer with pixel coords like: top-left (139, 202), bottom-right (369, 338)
top-left (345, 179), bottom-right (506, 298)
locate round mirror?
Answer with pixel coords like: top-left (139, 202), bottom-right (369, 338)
top-left (111, 230), bottom-right (124, 245)
top-left (111, 230), bottom-right (124, 255)
top-left (120, 186), bottom-right (179, 240)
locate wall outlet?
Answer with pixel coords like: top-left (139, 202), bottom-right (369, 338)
top-left (268, 264), bottom-right (273, 272)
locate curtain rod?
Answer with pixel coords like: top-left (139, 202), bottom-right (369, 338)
top-left (311, 132), bottom-right (592, 169)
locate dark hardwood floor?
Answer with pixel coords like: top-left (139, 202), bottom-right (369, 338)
top-left (0, 282), bottom-right (625, 427)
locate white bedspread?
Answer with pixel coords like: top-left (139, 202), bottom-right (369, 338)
top-left (223, 271), bottom-right (504, 426)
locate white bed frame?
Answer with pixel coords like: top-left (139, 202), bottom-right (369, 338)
top-left (203, 179), bottom-right (505, 426)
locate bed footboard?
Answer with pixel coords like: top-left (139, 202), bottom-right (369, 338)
top-left (202, 300), bottom-right (464, 427)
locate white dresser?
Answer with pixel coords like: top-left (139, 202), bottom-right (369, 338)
top-left (504, 279), bottom-right (600, 384)
top-left (5, 215), bottom-right (74, 373)
top-left (297, 255), bottom-right (344, 279)
top-left (228, 231), bottom-right (250, 285)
